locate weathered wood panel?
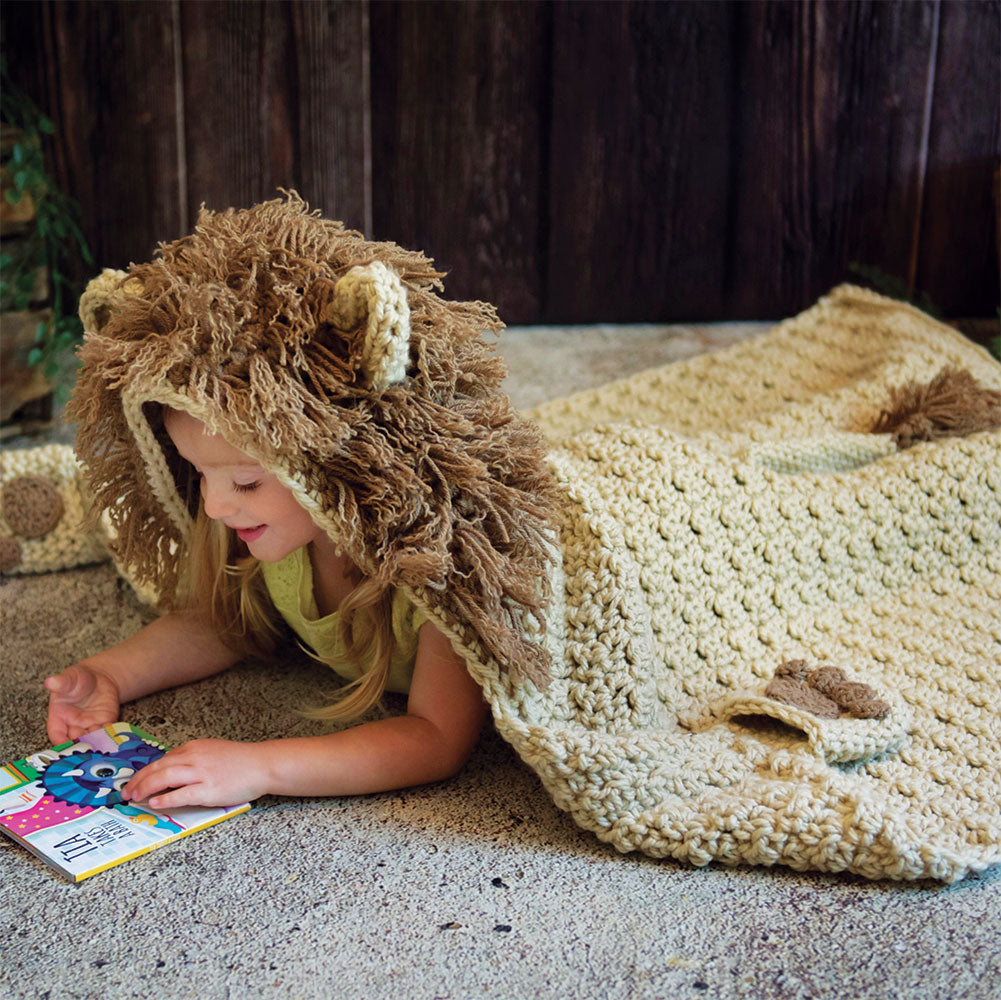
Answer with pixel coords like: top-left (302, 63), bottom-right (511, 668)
top-left (917, 0), bottom-right (1000, 316)
top-left (178, 0), bottom-right (368, 231)
top-left (9, 0), bottom-right (182, 271)
top-left (727, 0), bottom-right (940, 318)
top-left (369, 0), bottom-right (549, 323)
top-left (288, 0), bottom-right (371, 232)
top-left (547, 0), bottom-right (735, 322)
top-left (179, 1), bottom-right (276, 215)
top-left (1, 0), bottom-right (370, 269)
top-left (2, 0), bottom-right (997, 322)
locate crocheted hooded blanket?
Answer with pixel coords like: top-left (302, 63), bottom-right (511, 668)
top-left (66, 197), bottom-right (999, 882)
top-left (499, 288), bottom-right (1000, 883)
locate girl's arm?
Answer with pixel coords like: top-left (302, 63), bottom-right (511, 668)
top-left (121, 621), bottom-right (488, 808)
top-left (45, 611), bottom-right (241, 743)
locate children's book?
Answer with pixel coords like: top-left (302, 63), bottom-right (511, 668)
top-left (0, 722), bottom-right (249, 882)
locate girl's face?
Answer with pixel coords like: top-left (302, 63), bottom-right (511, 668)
top-left (164, 408), bottom-right (324, 563)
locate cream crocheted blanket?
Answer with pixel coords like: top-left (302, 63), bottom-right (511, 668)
top-left (3, 285), bottom-right (998, 882)
top-left (442, 285), bottom-right (1000, 882)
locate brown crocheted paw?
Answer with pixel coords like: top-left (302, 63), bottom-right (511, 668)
top-left (2, 475), bottom-right (64, 537)
top-left (693, 655), bottom-right (909, 764)
top-left (765, 660), bottom-right (890, 720)
top-left (764, 660), bottom-right (840, 719)
top-left (1, 444), bottom-right (112, 576)
top-left (808, 666), bottom-right (891, 720)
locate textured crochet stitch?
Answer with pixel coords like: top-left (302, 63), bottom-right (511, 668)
top-left (56, 196), bottom-right (1001, 881)
top-left (0, 445), bottom-right (108, 574)
top-left (465, 284), bottom-right (999, 883)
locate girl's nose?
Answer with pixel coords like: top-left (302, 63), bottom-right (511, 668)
top-left (200, 479), bottom-right (236, 520)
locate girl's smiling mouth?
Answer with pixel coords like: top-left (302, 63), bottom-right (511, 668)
top-left (235, 525), bottom-right (266, 542)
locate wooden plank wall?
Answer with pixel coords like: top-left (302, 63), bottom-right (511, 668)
top-left (3, 0), bottom-right (998, 324)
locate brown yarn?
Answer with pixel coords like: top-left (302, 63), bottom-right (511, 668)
top-left (871, 366), bottom-right (1001, 449)
top-left (69, 193), bottom-right (561, 687)
top-left (765, 660), bottom-right (840, 718)
top-left (2, 476), bottom-right (64, 538)
top-left (765, 660), bottom-right (890, 720)
top-left (809, 666), bottom-right (890, 720)
top-left (773, 659), bottom-right (809, 683)
top-left (764, 676), bottom-right (840, 719)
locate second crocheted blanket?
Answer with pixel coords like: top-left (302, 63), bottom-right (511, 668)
top-left (422, 285), bottom-right (1000, 882)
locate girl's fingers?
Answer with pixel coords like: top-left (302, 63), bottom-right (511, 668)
top-left (124, 762), bottom-right (194, 803)
top-left (48, 707), bottom-right (88, 745)
top-left (46, 667), bottom-right (90, 701)
top-left (121, 742), bottom-right (250, 808)
top-left (145, 786), bottom-right (204, 811)
top-left (44, 671), bottom-right (71, 692)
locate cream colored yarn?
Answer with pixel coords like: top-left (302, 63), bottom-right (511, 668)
top-left (414, 285), bottom-right (1001, 882)
top-left (0, 445), bottom-right (108, 574)
top-left (77, 267), bottom-right (144, 334)
top-left (322, 261), bottom-right (411, 390)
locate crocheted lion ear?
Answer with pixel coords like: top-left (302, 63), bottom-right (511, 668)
top-left (78, 268), bottom-right (145, 334)
top-left (320, 261), bottom-right (411, 391)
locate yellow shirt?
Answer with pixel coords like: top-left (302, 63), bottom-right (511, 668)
top-left (260, 546), bottom-right (427, 694)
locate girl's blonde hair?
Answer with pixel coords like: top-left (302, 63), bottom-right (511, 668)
top-left (181, 481), bottom-right (396, 723)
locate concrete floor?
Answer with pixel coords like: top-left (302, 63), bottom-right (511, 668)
top-left (2, 320), bottom-right (999, 1000)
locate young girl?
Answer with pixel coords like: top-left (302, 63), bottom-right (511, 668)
top-left (44, 194), bottom-right (559, 810)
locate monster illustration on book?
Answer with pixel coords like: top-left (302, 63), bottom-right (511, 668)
top-left (38, 734), bottom-right (164, 808)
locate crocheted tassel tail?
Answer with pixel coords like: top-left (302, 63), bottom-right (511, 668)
top-left (871, 366), bottom-right (1001, 449)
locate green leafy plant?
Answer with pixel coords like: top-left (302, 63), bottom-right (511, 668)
top-left (1, 56), bottom-right (92, 381)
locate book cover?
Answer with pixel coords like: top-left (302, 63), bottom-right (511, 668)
top-left (0, 722), bottom-right (249, 882)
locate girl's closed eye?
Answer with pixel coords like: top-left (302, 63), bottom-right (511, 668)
top-left (233, 481), bottom-right (261, 493)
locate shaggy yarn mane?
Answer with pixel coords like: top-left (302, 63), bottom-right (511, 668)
top-left (70, 194), bottom-right (560, 687)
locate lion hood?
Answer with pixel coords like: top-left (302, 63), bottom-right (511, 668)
top-left (69, 194), bottom-right (558, 688)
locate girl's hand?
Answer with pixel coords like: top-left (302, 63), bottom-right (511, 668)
top-left (45, 664), bottom-right (122, 744)
top-left (121, 739), bottom-right (267, 809)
